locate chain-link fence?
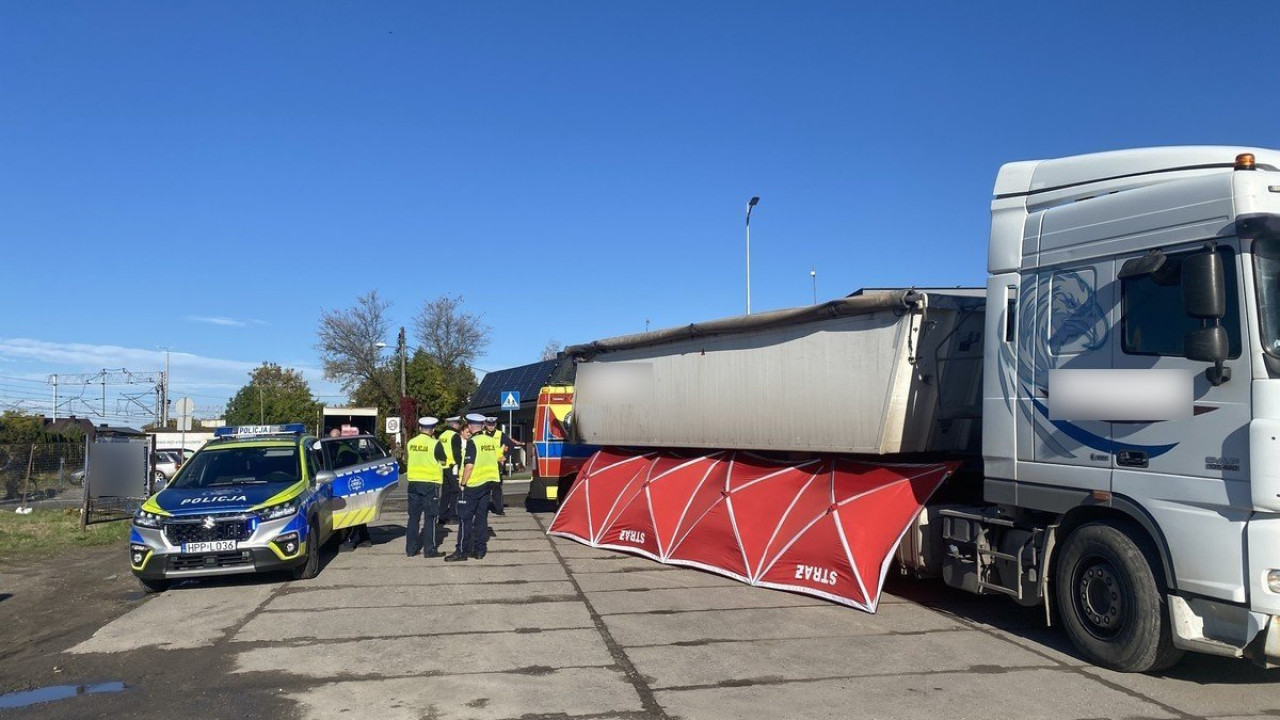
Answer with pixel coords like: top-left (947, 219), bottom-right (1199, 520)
top-left (0, 442), bottom-right (87, 509)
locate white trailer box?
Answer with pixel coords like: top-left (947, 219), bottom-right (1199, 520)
top-left (568, 290), bottom-right (984, 455)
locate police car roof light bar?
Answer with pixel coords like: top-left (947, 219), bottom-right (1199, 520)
top-left (213, 423), bottom-right (308, 438)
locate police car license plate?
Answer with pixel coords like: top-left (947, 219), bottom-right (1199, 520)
top-left (181, 540), bottom-right (237, 553)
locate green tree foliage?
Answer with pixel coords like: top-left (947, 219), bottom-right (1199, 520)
top-left (350, 350), bottom-right (477, 422)
top-left (0, 411), bottom-right (48, 445)
top-left (224, 363), bottom-right (321, 427)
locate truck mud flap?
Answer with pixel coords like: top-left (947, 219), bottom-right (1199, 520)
top-left (548, 447), bottom-right (957, 612)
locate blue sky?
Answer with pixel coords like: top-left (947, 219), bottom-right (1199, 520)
top-left (2, 2), bottom-right (1278, 422)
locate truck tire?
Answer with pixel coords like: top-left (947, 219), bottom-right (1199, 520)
top-left (290, 519), bottom-right (321, 581)
top-left (137, 576), bottom-right (169, 594)
top-left (1055, 521), bottom-right (1183, 672)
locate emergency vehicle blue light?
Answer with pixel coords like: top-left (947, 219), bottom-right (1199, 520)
top-left (214, 423), bottom-right (308, 438)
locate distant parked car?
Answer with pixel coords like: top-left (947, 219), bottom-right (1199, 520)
top-left (152, 450), bottom-right (187, 488)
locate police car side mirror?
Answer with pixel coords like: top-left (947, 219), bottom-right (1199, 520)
top-left (314, 470), bottom-right (336, 486)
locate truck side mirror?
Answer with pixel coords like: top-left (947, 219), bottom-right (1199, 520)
top-left (1182, 247), bottom-right (1231, 385)
top-left (1184, 326), bottom-right (1228, 363)
top-left (1182, 251), bottom-right (1226, 319)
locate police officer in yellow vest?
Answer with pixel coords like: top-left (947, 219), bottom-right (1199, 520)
top-left (437, 416), bottom-right (462, 525)
top-left (484, 417), bottom-right (507, 515)
top-left (406, 416), bottom-right (448, 558)
top-left (445, 413), bottom-right (500, 561)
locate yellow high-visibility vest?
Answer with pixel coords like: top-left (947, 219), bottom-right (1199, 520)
top-left (406, 433), bottom-right (444, 483)
top-left (438, 428), bottom-right (458, 466)
top-left (493, 429), bottom-right (507, 458)
top-left (468, 434), bottom-right (501, 485)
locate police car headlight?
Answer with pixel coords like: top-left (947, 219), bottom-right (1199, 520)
top-left (258, 497), bottom-right (301, 522)
top-left (133, 510), bottom-right (164, 529)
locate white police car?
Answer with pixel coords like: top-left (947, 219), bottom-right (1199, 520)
top-left (129, 424), bottom-right (399, 592)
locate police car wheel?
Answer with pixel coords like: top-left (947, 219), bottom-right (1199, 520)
top-left (290, 519), bottom-right (321, 581)
top-left (137, 576), bottom-right (169, 594)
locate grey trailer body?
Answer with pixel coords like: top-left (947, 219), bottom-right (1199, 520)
top-left (568, 290), bottom-right (984, 455)
top-left (562, 146), bottom-right (1280, 672)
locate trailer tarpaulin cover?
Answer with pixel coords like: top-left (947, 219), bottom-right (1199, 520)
top-left (548, 448), bottom-right (958, 611)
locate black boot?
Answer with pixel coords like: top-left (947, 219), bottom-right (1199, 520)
top-left (443, 552), bottom-right (468, 562)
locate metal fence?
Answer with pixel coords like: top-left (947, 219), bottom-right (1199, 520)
top-left (0, 442), bottom-right (87, 509)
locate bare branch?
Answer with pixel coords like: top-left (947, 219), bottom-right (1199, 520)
top-left (541, 339), bottom-right (562, 361)
top-left (412, 294), bottom-right (490, 369)
top-left (315, 290), bottom-right (397, 403)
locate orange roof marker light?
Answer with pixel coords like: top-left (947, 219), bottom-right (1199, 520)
top-left (1236, 152), bottom-right (1256, 170)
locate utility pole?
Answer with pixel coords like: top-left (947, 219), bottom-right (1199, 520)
top-left (161, 348), bottom-right (170, 427)
top-left (398, 326), bottom-right (407, 400)
top-left (101, 369), bottom-right (107, 420)
top-left (51, 376), bottom-right (58, 421)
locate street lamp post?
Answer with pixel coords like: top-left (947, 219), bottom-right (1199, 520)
top-left (746, 196), bottom-right (760, 315)
top-left (810, 266), bottom-right (817, 305)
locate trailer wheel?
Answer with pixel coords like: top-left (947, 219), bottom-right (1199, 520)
top-left (1054, 521), bottom-right (1182, 672)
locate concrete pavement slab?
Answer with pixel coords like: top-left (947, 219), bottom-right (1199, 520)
top-left (305, 563), bottom-right (570, 587)
top-left (233, 627), bottom-right (614, 679)
top-left (652, 667), bottom-right (1179, 720)
top-left (566, 556), bottom-right (679, 574)
top-left (283, 666), bottom-right (645, 720)
top-left (574, 568), bottom-right (747, 592)
top-left (233, 600), bottom-right (593, 641)
top-left (604, 602), bottom-right (966, 647)
top-left (322, 550), bottom-right (561, 568)
top-left (628, 629), bottom-right (1053, 689)
top-left (265, 581), bottom-right (578, 610)
top-left (68, 582), bottom-right (278, 653)
top-left (1079, 656), bottom-right (1280, 718)
top-left (587, 585), bottom-right (828, 615)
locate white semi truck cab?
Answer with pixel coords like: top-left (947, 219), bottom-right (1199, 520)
top-left (953, 146), bottom-right (1280, 671)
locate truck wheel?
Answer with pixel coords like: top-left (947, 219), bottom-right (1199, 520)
top-left (137, 576), bottom-right (170, 594)
top-left (1054, 521), bottom-right (1183, 672)
top-left (290, 519), bottom-right (321, 581)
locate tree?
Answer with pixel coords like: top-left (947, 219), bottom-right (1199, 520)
top-left (350, 350), bottom-right (477, 423)
top-left (0, 410), bottom-right (46, 445)
top-left (541, 339), bottom-right (562, 361)
top-left (316, 290), bottom-right (396, 405)
top-left (224, 363), bottom-right (321, 426)
top-left (412, 294), bottom-right (490, 369)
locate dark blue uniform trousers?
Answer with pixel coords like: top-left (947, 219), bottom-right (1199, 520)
top-left (440, 469), bottom-right (460, 523)
top-left (455, 483), bottom-right (495, 555)
top-left (406, 481), bottom-right (441, 555)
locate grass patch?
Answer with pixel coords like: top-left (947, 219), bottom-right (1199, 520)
top-left (0, 508), bottom-right (129, 566)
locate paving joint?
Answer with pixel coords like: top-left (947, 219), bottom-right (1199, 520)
top-left (536, 512), bottom-right (670, 720)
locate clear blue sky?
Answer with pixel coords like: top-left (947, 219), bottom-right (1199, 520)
top-left (2, 2), bottom-right (1278, 421)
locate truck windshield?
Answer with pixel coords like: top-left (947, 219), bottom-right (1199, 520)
top-left (1255, 239), bottom-right (1280, 355)
top-left (168, 446), bottom-right (300, 489)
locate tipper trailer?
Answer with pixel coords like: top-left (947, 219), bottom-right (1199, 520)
top-left (538, 146), bottom-right (1280, 672)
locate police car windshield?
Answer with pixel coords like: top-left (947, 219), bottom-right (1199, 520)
top-left (168, 446), bottom-right (300, 489)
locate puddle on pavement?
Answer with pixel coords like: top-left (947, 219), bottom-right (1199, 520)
top-left (0, 681), bottom-right (125, 709)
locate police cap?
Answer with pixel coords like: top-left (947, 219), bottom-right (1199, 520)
top-left (464, 413), bottom-right (486, 426)
top-left (418, 416), bottom-right (439, 429)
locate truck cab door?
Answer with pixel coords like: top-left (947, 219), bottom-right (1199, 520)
top-left (1110, 243), bottom-right (1251, 603)
top-left (1023, 265), bottom-right (1117, 499)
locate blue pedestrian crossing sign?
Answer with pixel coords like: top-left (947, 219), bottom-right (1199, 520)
top-left (500, 391), bottom-right (520, 411)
